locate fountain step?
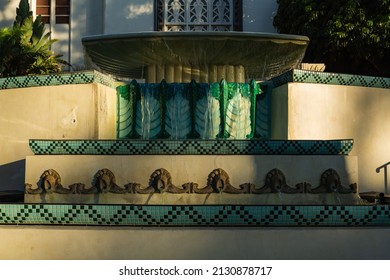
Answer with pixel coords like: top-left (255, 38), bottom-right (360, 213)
top-left (24, 154), bottom-right (358, 205)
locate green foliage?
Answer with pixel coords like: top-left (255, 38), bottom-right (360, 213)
top-left (273, 0), bottom-right (390, 77)
top-left (0, 0), bottom-right (68, 77)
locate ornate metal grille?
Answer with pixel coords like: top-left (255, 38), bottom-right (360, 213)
top-left (156, 0), bottom-right (242, 31)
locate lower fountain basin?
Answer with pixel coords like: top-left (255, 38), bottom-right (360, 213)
top-left (25, 139), bottom-right (358, 205)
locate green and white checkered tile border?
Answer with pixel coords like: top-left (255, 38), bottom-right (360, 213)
top-left (0, 204), bottom-right (389, 226)
top-left (29, 139), bottom-right (354, 155)
top-left (0, 71), bottom-right (117, 90)
top-left (2, 70), bottom-right (388, 91)
top-left (271, 70), bottom-right (390, 89)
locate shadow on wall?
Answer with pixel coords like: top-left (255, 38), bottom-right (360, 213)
top-left (0, 0), bottom-right (17, 29)
top-left (249, 156), bottom-right (357, 204)
top-left (354, 89), bottom-right (390, 192)
top-left (0, 160), bottom-right (26, 192)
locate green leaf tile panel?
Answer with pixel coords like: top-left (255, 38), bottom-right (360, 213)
top-left (116, 80), bottom-right (262, 140)
top-left (0, 204), bottom-right (389, 226)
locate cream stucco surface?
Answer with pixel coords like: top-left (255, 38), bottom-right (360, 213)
top-left (1, 226), bottom-right (389, 259)
top-left (271, 83), bottom-right (390, 193)
top-left (0, 83), bottom-right (117, 190)
top-left (0, 0), bottom-right (19, 28)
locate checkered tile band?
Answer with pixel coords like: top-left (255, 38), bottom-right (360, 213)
top-left (0, 204), bottom-right (389, 226)
top-left (2, 70), bottom-right (388, 91)
top-left (0, 71), bottom-right (116, 90)
top-left (29, 139), bottom-right (354, 155)
top-left (271, 70), bottom-right (390, 89)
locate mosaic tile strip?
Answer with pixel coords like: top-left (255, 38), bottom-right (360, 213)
top-left (270, 70), bottom-right (390, 89)
top-left (29, 139), bottom-right (354, 155)
top-left (0, 204), bottom-right (389, 226)
top-left (0, 71), bottom-right (117, 90)
top-left (92, 71), bottom-right (118, 88)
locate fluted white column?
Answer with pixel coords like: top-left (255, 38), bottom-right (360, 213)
top-left (146, 64), bottom-right (156, 83)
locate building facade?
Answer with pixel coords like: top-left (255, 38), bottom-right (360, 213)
top-left (0, 0), bottom-right (278, 69)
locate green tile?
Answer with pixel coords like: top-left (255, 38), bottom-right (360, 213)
top-left (29, 139), bottom-right (354, 156)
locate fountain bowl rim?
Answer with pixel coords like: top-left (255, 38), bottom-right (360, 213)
top-left (82, 31), bottom-right (310, 79)
top-left (82, 31), bottom-right (309, 44)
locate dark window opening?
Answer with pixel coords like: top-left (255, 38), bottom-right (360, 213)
top-left (55, 0), bottom-right (70, 24)
top-left (36, 0), bottom-right (51, 24)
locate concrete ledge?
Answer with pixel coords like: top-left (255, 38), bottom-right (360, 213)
top-left (0, 81), bottom-right (117, 192)
top-left (270, 82), bottom-right (390, 193)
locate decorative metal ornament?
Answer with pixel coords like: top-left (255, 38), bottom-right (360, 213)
top-left (307, 169), bottom-right (357, 194)
top-left (92, 169), bottom-right (128, 194)
top-left (251, 168), bottom-right (303, 194)
top-left (25, 167), bottom-right (357, 196)
top-left (25, 169), bottom-right (76, 194)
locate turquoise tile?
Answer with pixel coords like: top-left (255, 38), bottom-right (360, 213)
top-left (29, 139), bottom-right (354, 156)
top-left (270, 70), bottom-right (390, 89)
top-left (0, 204), bottom-right (390, 226)
top-left (0, 71), bottom-right (116, 90)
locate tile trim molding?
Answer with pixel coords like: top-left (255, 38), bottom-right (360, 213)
top-left (2, 70), bottom-right (388, 91)
top-left (29, 139), bottom-right (354, 156)
top-left (0, 71), bottom-right (117, 90)
top-left (0, 204), bottom-right (389, 226)
top-left (270, 69), bottom-right (390, 89)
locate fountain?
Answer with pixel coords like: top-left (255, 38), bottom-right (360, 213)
top-left (83, 31), bottom-right (310, 140)
top-left (23, 31), bottom-right (360, 205)
top-left (3, 1), bottom-right (390, 261)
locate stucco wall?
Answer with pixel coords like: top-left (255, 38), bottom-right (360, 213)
top-left (0, 0), bottom-right (18, 29)
top-left (271, 83), bottom-right (390, 193)
top-left (0, 226), bottom-right (389, 259)
top-left (0, 83), bottom-right (117, 191)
